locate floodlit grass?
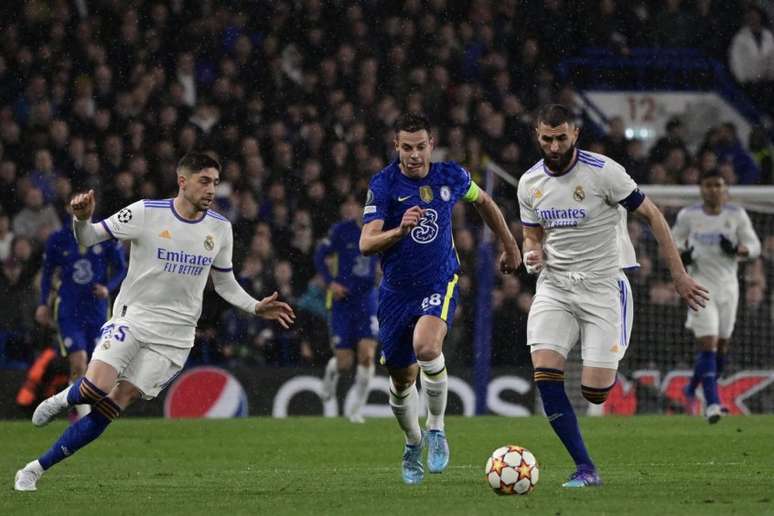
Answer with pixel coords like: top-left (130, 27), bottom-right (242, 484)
top-left (2, 416), bottom-right (773, 515)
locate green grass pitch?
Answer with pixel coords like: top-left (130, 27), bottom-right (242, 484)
top-left (2, 416), bottom-right (773, 515)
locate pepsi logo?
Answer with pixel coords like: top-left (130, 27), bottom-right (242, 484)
top-left (164, 367), bottom-right (248, 419)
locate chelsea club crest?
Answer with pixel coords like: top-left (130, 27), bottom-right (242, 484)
top-left (440, 186), bottom-right (451, 201)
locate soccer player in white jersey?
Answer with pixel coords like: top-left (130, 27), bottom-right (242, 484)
top-left (14, 153), bottom-right (295, 492)
top-left (673, 169), bottom-right (761, 423)
top-left (518, 104), bottom-right (709, 488)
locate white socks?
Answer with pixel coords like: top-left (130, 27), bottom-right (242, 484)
top-left (321, 357), bottom-right (340, 400)
top-left (418, 354), bottom-right (448, 432)
top-left (389, 378), bottom-right (422, 445)
top-left (349, 364), bottom-right (374, 417)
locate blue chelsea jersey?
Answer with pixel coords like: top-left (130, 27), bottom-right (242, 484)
top-left (314, 219), bottom-right (378, 296)
top-left (40, 226), bottom-right (127, 321)
top-left (363, 160), bottom-right (479, 290)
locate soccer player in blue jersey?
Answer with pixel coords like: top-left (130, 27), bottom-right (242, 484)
top-left (360, 113), bottom-right (522, 485)
top-left (35, 203), bottom-right (128, 420)
top-left (315, 195), bottom-right (379, 423)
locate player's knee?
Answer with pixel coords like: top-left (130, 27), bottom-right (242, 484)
top-left (414, 343), bottom-right (440, 363)
top-left (581, 383), bottom-right (614, 405)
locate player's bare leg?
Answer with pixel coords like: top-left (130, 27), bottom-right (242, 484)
top-left (389, 364), bottom-right (424, 484)
top-left (68, 351), bottom-right (91, 420)
top-left (348, 339), bottom-right (376, 423)
top-left (414, 315), bottom-right (449, 473)
top-left (16, 368), bottom-right (139, 491)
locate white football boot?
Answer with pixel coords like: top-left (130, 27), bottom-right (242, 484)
top-left (32, 388), bottom-right (70, 427)
top-left (14, 461), bottom-right (44, 491)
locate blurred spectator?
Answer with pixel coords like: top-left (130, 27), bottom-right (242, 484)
top-left (649, 117), bottom-right (689, 164)
top-left (729, 6), bottom-right (774, 110)
top-left (12, 188), bottom-right (61, 243)
top-left (0, 209), bottom-right (13, 261)
top-left (749, 126), bottom-right (773, 184)
top-left (712, 122), bottom-right (760, 184)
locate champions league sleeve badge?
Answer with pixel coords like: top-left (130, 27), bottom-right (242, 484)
top-left (117, 208), bottom-right (132, 223)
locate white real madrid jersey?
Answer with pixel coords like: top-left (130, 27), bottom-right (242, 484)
top-left (518, 150), bottom-right (639, 277)
top-left (671, 203), bottom-right (761, 290)
top-left (100, 198), bottom-right (233, 348)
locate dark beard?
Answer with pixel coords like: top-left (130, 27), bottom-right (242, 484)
top-left (540, 144), bottom-right (576, 174)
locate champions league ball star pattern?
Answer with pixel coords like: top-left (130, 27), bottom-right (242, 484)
top-left (485, 445), bottom-right (539, 495)
top-left (164, 367), bottom-right (248, 419)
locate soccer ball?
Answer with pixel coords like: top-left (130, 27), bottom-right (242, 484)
top-left (485, 445), bottom-right (539, 495)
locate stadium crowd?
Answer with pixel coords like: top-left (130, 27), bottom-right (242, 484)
top-left (0, 0), bottom-right (772, 377)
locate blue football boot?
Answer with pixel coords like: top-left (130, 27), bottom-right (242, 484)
top-left (401, 433), bottom-right (426, 485)
top-left (426, 429), bottom-right (449, 473)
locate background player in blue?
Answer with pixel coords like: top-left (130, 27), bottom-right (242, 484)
top-left (35, 201), bottom-right (127, 420)
top-left (360, 113), bottom-right (521, 485)
top-left (315, 194), bottom-right (379, 424)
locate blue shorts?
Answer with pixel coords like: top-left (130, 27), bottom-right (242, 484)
top-left (57, 317), bottom-right (103, 357)
top-left (377, 274), bottom-right (460, 369)
top-left (330, 290), bottom-right (378, 349)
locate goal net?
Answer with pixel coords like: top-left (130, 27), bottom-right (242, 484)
top-left (580, 185), bottom-right (774, 416)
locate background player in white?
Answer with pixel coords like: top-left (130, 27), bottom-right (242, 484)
top-left (14, 152), bottom-right (295, 491)
top-left (673, 169), bottom-right (761, 423)
top-left (518, 104), bottom-right (708, 488)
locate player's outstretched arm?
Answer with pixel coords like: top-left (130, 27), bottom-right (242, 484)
top-left (211, 270), bottom-right (296, 328)
top-left (472, 191), bottom-right (521, 274)
top-left (634, 197), bottom-right (709, 311)
top-left (359, 207), bottom-right (423, 255)
top-left (70, 190), bottom-right (111, 246)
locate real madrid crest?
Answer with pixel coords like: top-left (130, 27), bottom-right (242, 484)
top-left (573, 185), bottom-right (585, 202)
top-left (419, 185), bottom-right (434, 203)
top-left (531, 188), bottom-right (543, 200)
top-left (204, 235), bottom-right (215, 251)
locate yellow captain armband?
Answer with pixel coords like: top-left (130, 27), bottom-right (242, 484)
top-left (462, 181), bottom-right (481, 203)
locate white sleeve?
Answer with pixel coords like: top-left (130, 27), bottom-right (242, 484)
top-left (73, 218), bottom-right (111, 247)
top-left (212, 223), bottom-right (234, 271)
top-left (671, 209), bottom-right (691, 250)
top-left (517, 179), bottom-right (539, 227)
top-left (737, 209), bottom-right (761, 259)
top-left (601, 160), bottom-right (638, 205)
top-left (211, 269), bottom-right (257, 313)
top-left (100, 200), bottom-right (146, 241)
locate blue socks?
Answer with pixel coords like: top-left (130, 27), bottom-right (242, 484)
top-left (534, 368), bottom-right (594, 469)
top-left (695, 351), bottom-right (720, 405)
top-left (688, 351), bottom-right (720, 405)
top-left (38, 396), bottom-right (121, 470)
top-left (67, 377), bottom-right (107, 406)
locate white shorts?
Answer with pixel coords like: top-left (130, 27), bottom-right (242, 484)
top-left (686, 286), bottom-right (738, 339)
top-left (527, 272), bottom-right (633, 369)
top-left (91, 318), bottom-right (190, 400)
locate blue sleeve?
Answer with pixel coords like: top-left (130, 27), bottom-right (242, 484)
top-left (106, 242), bottom-right (128, 293)
top-left (39, 239), bottom-right (58, 306)
top-left (313, 226), bottom-right (337, 284)
top-left (363, 174), bottom-right (388, 223)
top-left (450, 162), bottom-right (473, 200)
